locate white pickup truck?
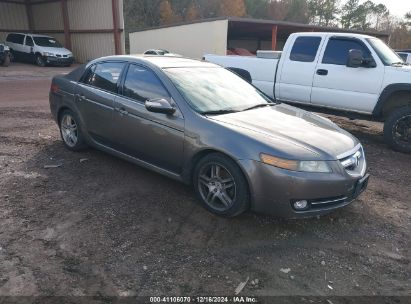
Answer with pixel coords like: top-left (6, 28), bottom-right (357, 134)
top-left (205, 32), bottom-right (411, 153)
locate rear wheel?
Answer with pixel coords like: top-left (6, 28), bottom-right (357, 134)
top-left (384, 106), bottom-right (411, 153)
top-left (59, 110), bottom-right (86, 151)
top-left (35, 54), bottom-right (46, 67)
top-left (193, 153), bottom-right (250, 217)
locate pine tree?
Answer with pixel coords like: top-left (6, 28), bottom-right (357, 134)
top-left (185, 3), bottom-right (200, 21)
top-left (159, 0), bottom-right (181, 25)
top-left (218, 0), bottom-right (247, 17)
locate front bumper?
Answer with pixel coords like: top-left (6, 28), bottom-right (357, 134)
top-left (238, 159), bottom-right (369, 218)
top-left (45, 56), bottom-right (74, 66)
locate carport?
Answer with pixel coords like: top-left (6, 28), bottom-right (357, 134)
top-left (0, 0), bottom-right (124, 63)
top-left (227, 17), bottom-right (390, 52)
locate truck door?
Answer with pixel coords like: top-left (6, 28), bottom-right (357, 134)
top-left (311, 36), bottom-right (384, 113)
top-left (276, 35), bottom-right (323, 104)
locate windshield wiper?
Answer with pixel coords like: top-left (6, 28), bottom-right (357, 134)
top-left (241, 103), bottom-right (277, 112)
top-left (201, 109), bottom-right (238, 115)
top-left (391, 62), bottom-right (406, 66)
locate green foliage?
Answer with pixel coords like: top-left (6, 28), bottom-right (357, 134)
top-left (124, 0), bottom-right (411, 49)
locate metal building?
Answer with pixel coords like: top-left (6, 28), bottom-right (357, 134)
top-left (129, 17), bottom-right (389, 59)
top-left (0, 0), bottom-right (124, 63)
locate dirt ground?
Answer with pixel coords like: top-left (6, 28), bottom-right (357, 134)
top-left (0, 63), bottom-right (410, 303)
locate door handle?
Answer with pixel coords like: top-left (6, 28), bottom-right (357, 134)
top-left (115, 107), bottom-right (128, 116)
top-left (76, 94), bottom-right (86, 102)
top-left (316, 69), bottom-right (328, 76)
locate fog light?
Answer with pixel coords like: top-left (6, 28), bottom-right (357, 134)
top-left (294, 200), bottom-right (308, 210)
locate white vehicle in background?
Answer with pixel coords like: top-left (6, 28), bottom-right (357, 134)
top-left (397, 51), bottom-right (411, 64)
top-left (5, 33), bottom-right (74, 67)
top-left (205, 32), bottom-right (411, 153)
top-left (143, 49), bottom-right (182, 57)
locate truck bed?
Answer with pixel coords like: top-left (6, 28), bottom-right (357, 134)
top-left (204, 54), bottom-right (278, 97)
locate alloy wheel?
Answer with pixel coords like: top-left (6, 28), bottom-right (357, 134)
top-left (198, 163), bottom-right (237, 212)
top-left (61, 114), bottom-right (78, 148)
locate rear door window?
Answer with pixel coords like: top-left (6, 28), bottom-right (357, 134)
top-left (122, 65), bottom-right (169, 102)
top-left (83, 62), bottom-right (125, 93)
top-left (290, 36), bottom-right (322, 62)
top-left (322, 38), bottom-right (372, 65)
top-left (25, 36), bottom-right (34, 46)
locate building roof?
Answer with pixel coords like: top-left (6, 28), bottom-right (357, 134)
top-left (130, 17), bottom-right (389, 39)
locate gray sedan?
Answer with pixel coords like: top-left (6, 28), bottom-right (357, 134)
top-left (49, 55), bottom-right (369, 217)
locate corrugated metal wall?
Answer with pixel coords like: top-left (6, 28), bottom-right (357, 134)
top-left (0, 1), bottom-right (28, 41)
top-left (0, 0), bottom-right (124, 63)
top-left (67, 0), bottom-right (117, 62)
top-left (32, 2), bottom-right (64, 31)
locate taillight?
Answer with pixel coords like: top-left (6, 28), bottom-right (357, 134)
top-left (50, 84), bottom-right (59, 93)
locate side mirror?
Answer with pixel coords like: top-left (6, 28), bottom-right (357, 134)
top-left (145, 98), bottom-right (176, 115)
top-left (347, 49), bottom-right (363, 68)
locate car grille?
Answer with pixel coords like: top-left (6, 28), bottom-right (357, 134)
top-left (56, 54), bottom-right (69, 58)
top-left (338, 145), bottom-right (366, 177)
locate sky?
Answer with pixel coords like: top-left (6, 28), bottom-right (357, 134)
top-left (365, 0), bottom-right (411, 18)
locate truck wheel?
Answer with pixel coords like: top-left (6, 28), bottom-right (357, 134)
top-left (36, 55), bottom-right (46, 67)
top-left (384, 107), bottom-right (411, 153)
top-left (2, 55), bottom-right (10, 67)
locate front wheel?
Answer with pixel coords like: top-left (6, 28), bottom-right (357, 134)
top-left (193, 153), bottom-right (250, 217)
top-left (384, 106), bottom-right (411, 153)
top-left (35, 54), bottom-right (46, 67)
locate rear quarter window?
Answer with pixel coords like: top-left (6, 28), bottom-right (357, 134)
top-left (290, 36), bottom-right (322, 62)
top-left (7, 34), bottom-right (24, 44)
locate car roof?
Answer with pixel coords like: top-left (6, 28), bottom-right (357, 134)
top-left (93, 55), bottom-right (219, 69)
top-left (291, 32), bottom-right (375, 39)
top-left (9, 32), bottom-right (53, 38)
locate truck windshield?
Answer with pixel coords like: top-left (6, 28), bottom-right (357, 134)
top-left (164, 67), bottom-right (272, 114)
top-left (33, 37), bottom-right (63, 48)
top-left (366, 38), bottom-right (403, 65)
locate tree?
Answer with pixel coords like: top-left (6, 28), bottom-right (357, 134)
top-left (308, 0), bottom-right (340, 26)
top-left (340, 0), bottom-right (359, 28)
top-left (218, 0), bottom-right (247, 17)
top-left (286, 0), bottom-right (309, 23)
top-left (372, 3), bottom-right (389, 30)
top-left (159, 0), bottom-right (181, 25)
top-left (244, 0), bottom-right (269, 19)
top-left (185, 3), bottom-right (200, 21)
top-left (405, 11), bottom-right (411, 26)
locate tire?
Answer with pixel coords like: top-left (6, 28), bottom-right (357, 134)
top-left (383, 106), bottom-right (411, 153)
top-left (59, 109), bottom-right (87, 151)
top-left (193, 153), bottom-right (250, 217)
top-left (35, 54), bottom-right (46, 67)
top-left (2, 55), bottom-right (10, 67)
top-left (9, 50), bottom-right (15, 62)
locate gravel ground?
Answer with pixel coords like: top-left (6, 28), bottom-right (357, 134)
top-left (0, 63), bottom-right (410, 303)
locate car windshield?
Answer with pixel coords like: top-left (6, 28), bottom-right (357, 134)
top-left (33, 37), bottom-right (63, 48)
top-left (366, 38), bottom-right (403, 65)
top-left (164, 67), bottom-right (272, 114)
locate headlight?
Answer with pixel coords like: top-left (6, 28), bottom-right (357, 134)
top-left (42, 52), bottom-right (54, 57)
top-left (260, 153), bottom-right (332, 173)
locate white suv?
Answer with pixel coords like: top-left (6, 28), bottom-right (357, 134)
top-left (5, 33), bottom-right (74, 67)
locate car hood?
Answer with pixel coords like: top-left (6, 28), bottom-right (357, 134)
top-left (208, 104), bottom-right (359, 160)
top-left (39, 46), bottom-right (72, 56)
